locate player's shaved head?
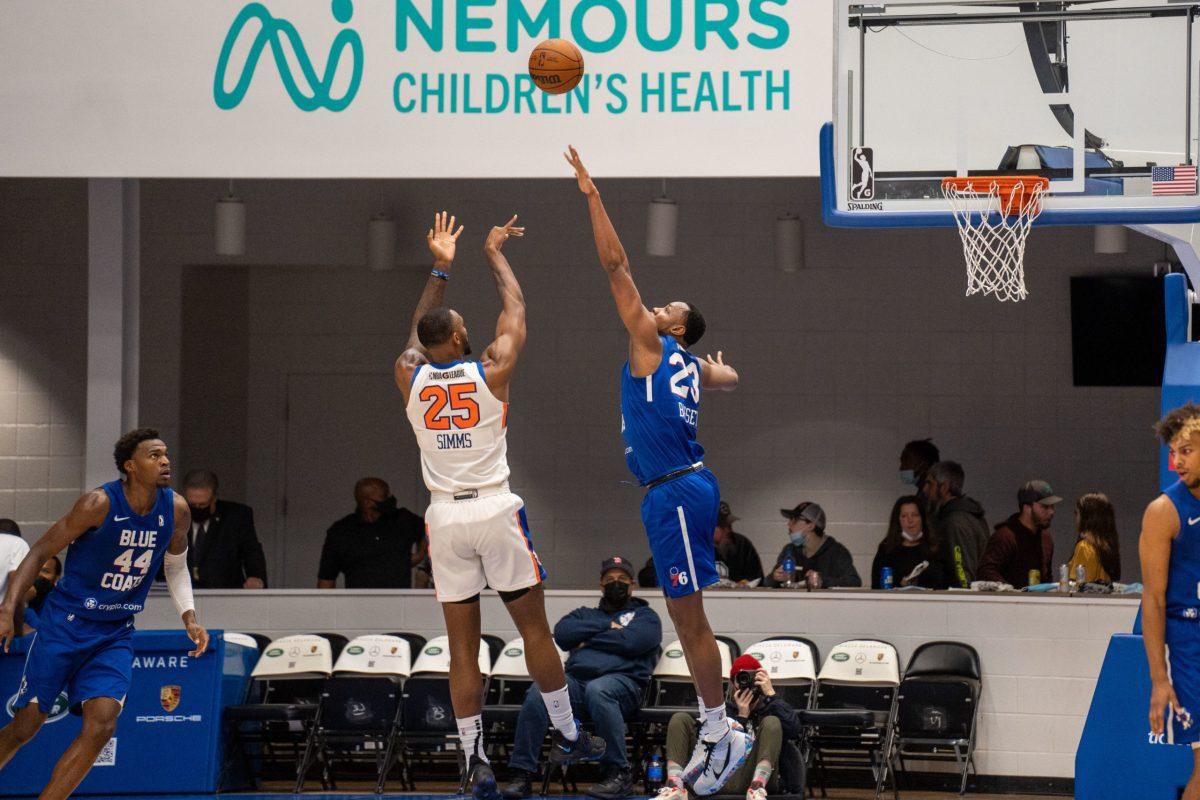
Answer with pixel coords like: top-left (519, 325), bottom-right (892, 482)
top-left (417, 307), bottom-right (457, 348)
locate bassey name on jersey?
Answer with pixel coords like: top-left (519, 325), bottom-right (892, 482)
top-left (678, 402), bottom-right (697, 426)
top-left (436, 432), bottom-right (473, 450)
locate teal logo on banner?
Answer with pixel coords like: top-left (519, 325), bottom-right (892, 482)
top-left (214, 0), bottom-right (363, 111)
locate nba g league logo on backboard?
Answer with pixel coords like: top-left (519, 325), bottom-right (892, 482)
top-left (214, 0), bottom-right (364, 111)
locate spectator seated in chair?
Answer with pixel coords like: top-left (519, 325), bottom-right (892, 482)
top-left (921, 461), bottom-right (991, 588)
top-left (658, 654), bottom-right (802, 800)
top-left (977, 480), bottom-right (1061, 589)
top-left (181, 469), bottom-right (269, 589)
top-left (762, 502), bottom-right (861, 589)
top-left (13, 555), bottom-right (61, 636)
top-left (503, 556), bottom-right (662, 800)
top-left (712, 501), bottom-right (765, 586)
top-left (871, 496), bottom-right (951, 589)
top-left (1067, 492), bottom-right (1122, 585)
top-left (317, 476), bottom-right (427, 588)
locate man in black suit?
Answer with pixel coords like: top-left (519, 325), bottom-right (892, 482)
top-left (182, 469), bottom-right (268, 589)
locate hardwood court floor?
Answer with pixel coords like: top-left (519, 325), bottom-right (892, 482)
top-left (241, 788), bottom-right (1065, 800)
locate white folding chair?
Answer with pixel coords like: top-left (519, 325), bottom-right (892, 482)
top-left (811, 639), bottom-right (902, 800)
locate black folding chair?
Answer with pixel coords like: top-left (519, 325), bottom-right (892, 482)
top-left (893, 641), bottom-right (981, 794)
top-left (299, 676), bottom-right (404, 793)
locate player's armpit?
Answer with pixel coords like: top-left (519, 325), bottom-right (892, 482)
top-left (394, 348), bottom-right (429, 399)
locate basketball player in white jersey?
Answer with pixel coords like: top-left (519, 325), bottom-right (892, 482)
top-left (395, 212), bottom-right (604, 800)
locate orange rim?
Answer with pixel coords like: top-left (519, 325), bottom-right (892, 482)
top-left (941, 175), bottom-right (1050, 216)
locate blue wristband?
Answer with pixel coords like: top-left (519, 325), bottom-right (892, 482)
top-left (431, 269), bottom-right (450, 281)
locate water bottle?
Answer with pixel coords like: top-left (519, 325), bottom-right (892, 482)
top-left (1076, 563), bottom-right (1086, 588)
top-left (647, 752), bottom-right (664, 790)
top-left (1058, 563), bottom-right (1069, 593)
top-left (782, 557), bottom-right (796, 588)
top-left (880, 566), bottom-right (894, 590)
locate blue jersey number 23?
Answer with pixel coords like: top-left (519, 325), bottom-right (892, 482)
top-left (668, 352), bottom-right (700, 403)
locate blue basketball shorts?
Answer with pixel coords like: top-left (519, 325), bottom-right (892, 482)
top-left (13, 601), bottom-right (135, 715)
top-left (1167, 615), bottom-right (1200, 746)
top-left (642, 468), bottom-right (721, 598)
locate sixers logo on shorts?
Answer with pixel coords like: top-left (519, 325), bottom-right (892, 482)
top-left (669, 568), bottom-right (690, 588)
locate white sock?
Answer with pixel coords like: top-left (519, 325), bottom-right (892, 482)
top-left (700, 702), bottom-right (729, 742)
top-left (457, 714), bottom-right (487, 762)
top-left (541, 685), bottom-right (579, 741)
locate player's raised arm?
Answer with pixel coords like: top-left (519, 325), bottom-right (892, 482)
top-left (1141, 494), bottom-right (1181, 737)
top-left (0, 490), bottom-right (109, 652)
top-left (700, 350), bottom-right (739, 392)
top-left (481, 216), bottom-right (527, 401)
top-left (164, 493), bottom-right (208, 657)
top-left (395, 211), bottom-right (464, 400)
top-left (564, 146), bottom-right (661, 373)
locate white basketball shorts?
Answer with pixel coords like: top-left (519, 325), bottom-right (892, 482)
top-left (425, 490), bottom-right (546, 603)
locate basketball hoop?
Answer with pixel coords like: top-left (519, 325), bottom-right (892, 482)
top-left (941, 176), bottom-right (1049, 302)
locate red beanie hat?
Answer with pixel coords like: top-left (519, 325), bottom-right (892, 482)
top-left (730, 653), bottom-right (762, 682)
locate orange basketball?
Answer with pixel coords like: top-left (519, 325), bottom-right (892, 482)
top-left (528, 39), bottom-right (584, 95)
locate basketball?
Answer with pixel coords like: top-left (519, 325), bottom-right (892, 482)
top-left (528, 38), bottom-right (584, 95)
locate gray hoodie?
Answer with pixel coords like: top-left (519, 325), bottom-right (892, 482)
top-left (933, 495), bottom-right (990, 588)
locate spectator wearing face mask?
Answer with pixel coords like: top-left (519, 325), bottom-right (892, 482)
top-left (181, 469), bottom-right (268, 589)
top-left (503, 556), bottom-right (662, 800)
top-left (14, 555), bottom-right (62, 636)
top-left (763, 502), bottom-right (861, 588)
top-left (977, 480), bottom-right (1061, 589)
top-left (899, 438), bottom-right (940, 493)
top-left (871, 496), bottom-right (950, 589)
top-left (317, 477), bottom-right (428, 588)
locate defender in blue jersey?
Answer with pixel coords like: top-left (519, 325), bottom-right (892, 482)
top-left (0, 428), bottom-right (207, 800)
top-left (566, 147), bottom-right (751, 798)
top-left (1144, 404), bottom-right (1200, 799)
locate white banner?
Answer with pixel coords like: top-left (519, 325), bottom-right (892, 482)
top-left (0, 1), bottom-right (828, 178)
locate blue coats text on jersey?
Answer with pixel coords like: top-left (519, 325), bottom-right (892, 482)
top-left (52, 480), bottom-right (175, 622)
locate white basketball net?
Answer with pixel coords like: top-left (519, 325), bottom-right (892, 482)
top-left (941, 178), bottom-right (1047, 302)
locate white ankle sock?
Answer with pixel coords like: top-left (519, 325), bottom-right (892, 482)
top-left (699, 702), bottom-right (728, 742)
top-left (540, 685), bottom-right (578, 741)
top-left (457, 714), bottom-right (487, 762)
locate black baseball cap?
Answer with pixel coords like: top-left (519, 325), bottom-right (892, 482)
top-left (601, 556), bottom-right (635, 580)
top-left (780, 502), bottom-right (826, 531)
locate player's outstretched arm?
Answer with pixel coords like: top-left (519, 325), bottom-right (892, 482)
top-left (700, 351), bottom-right (739, 392)
top-left (481, 216), bottom-right (527, 401)
top-left (564, 146), bottom-right (661, 372)
top-left (0, 489), bottom-right (109, 652)
top-left (1141, 495), bottom-right (1181, 737)
top-left (395, 211), bottom-right (464, 401)
top-left (166, 493), bottom-right (208, 657)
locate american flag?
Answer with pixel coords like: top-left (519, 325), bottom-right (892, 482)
top-left (1152, 164), bottom-right (1198, 195)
